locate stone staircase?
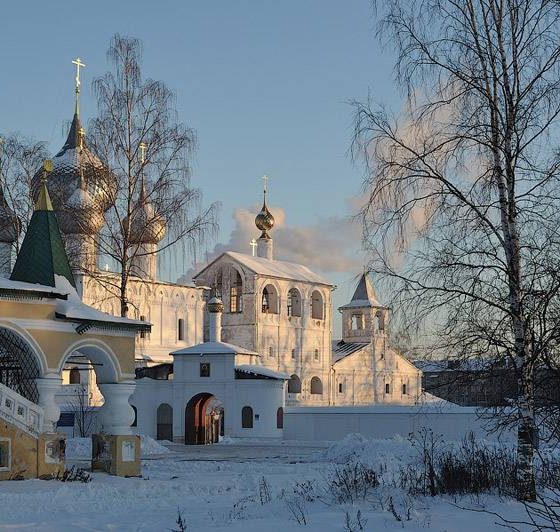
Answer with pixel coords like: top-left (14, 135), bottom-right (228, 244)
top-left (0, 382), bottom-right (44, 437)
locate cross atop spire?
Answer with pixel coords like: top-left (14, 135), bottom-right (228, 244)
top-left (72, 57), bottom-right (86, 117)
top-left (139, 142), bottom-right (147, 164)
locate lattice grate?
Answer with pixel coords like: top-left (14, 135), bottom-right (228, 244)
top-left (0, 328), bottom-right (40, 403)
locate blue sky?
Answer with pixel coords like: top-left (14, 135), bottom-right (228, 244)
top-left (0, 1), bottom-right (401, 323)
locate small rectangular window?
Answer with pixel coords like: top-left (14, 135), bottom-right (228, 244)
top-left (291, 349), bottom-right (296, 360)
top-left (385, 383), bottom-right (390, 394)
top-left (314, 349), bottom-right (319, 361)
top-left (140, 315), bottom-right (146, 339)
top-left (402, 384), bottom-right (407, 395)
top-left (338, 382), bottom-right (343, 394)
top-left (178, 318), bottom-right (185, 341)
top-left (269, 347), bottom-right (274, 358)
top-left (0, 439), bottom-right (11, 470)
top-left (200, 363), bottom-right (211, 377)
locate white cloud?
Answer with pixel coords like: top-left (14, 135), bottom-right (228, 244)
top-left (178, 200), bottom-right (365, 283)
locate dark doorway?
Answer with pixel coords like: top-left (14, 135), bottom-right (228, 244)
top-left (184, 393), bottom-right (223, 445)
top-left (156, 403), bottom-right (173, 440)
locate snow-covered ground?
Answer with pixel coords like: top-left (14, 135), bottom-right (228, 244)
top-left (0, 435), bottom-right (534, 531)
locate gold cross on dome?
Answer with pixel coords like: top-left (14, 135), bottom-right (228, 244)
top-left (139, 142), bottom-right (147, 164)
top-left (72, 57), bottom-right (86, 90)
top-left (261, 174), bottom-right (269, 194)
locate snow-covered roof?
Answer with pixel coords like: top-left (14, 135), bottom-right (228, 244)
top-left (53, 276), bottom-right (150, 330)
top-left (194, 251), bottom-right (332, 286)
top-left (235, 365), bottom-right (289, 380)
top-left (171, 341), bottom-right (258, 356)
top-left (0, 276), bottom-right (68, 297)
top-left (331, 340), bottom-right (370, 362)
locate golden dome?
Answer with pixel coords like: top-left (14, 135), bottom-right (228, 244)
top-left (123, 181), bottom-right (166, 245)
top-left (255, 198), bottom-right (274, 238)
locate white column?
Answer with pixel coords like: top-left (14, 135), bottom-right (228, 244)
top-left (209, 310), bottom-right (222, 342)
top-left (98, 382), bottom-right (136, 435)
top-left (257, 237), bottom-right (273, 260)
top-left (35, 374), bottom-right (62, 433)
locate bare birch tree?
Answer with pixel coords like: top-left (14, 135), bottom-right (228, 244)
top-left (0, 135), bottom-right (48, 255)
top-left (88, 34), bottom-right (218, 317)
top-left (352, 0), bottom-right (560, 502)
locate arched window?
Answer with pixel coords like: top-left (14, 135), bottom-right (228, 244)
top-left (352, 313), bottom-right (364, 330)
top-left (262, 284), bottom-right (278, 314)
top-left (230, 270), bottom-right (243, 313)
top-left (177, 318), bottom-right (185, 341)
top-left (287, 288), bottom-right (302, 317)
top-left (311, 290), bottom-right (324, 320)
top-left (276, 407), bottom-right (284, 429)
top-left (241, 406), bottom-right (253, 428)
top-left (314, 349), bottom-right (319, 361)
top-left (288, 374), bottom-right (301, 393)
top-left (131, 405), bottom-right (138, 427)
top-left (376, 311), bottom-right (385, 331)
top-left (291, 348), bottom-right (296, 360)
top-left (156, 403), bottom-right (173, 440)
top-left (402, 383), bottom-right (407, 395)
top-left (69, 368), bottom-right (81, 384)
top-left (310, 376), bottom-right (323, 395)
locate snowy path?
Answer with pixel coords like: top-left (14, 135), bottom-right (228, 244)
top-left (0, 440), bottom-right (531, 531)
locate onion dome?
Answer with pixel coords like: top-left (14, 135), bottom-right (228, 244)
top-left (255, 195), bottom-right (274, 238)
top-left (124, 179), bottom-right (166, 244)
top-left (31, 113), bottom-right (117, 215)
top-left (0, 186), bottom-right (20, 243)
top-left (57, 171), bottom-right (104, 235)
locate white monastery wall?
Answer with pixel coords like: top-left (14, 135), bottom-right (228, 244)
top-left (283, 405), bottom-right (515, 442)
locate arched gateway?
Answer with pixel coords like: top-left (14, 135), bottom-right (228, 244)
top-left (0, 175), bottom-right (149, 479)
top-left (185, 393), bottom-right (223, 445)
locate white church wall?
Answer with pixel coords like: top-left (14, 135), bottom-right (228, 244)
top-left (283, 405), bottom-right (515, 442)
top-left (77, 273), bottom-right (204, 365)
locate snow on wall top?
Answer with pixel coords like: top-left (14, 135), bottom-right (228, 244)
top-left (235, 364), bottom-right (289, 380)
top-left (171, 341), bottom-right (258, 356)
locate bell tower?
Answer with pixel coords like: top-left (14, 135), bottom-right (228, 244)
top-left (339, 272), bottom-right (389, 343)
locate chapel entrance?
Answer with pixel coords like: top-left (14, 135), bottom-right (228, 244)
top-left (184, 393), bottom-right (223, 445)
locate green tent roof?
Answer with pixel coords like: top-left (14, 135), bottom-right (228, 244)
top-left (10, 182), bottom-right (76, 288)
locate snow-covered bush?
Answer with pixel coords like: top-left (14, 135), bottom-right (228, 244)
top-left (326, 461), bottom-right (379, 504)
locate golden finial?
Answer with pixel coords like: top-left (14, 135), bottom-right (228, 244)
top-left (72, 57), bottom-right (86, 117)
top-left (36, 160), bottom-right (54, 211)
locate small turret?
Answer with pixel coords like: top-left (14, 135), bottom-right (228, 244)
top-left (207, 288), bottom-right (224, 342)
top-left (339, 272), bottom-right (388, 343)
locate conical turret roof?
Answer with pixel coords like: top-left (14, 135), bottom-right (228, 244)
top-left (10, 179), bottom-right (76, 288)
top-left (338, 272), bottom-right (381, 310)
